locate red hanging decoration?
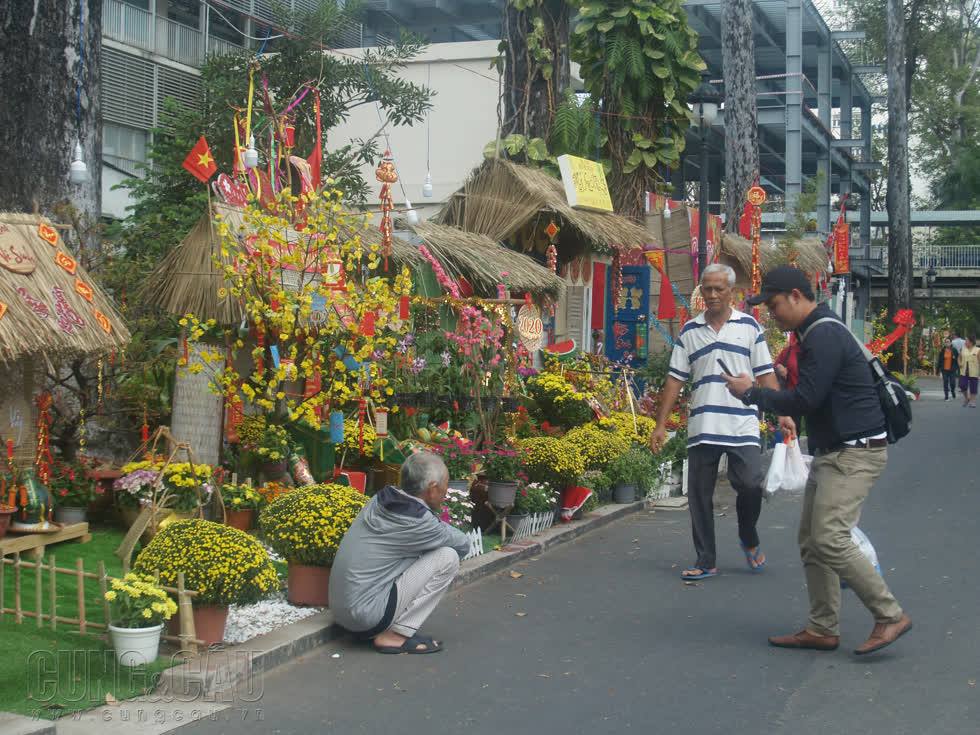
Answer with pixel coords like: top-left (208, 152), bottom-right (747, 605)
top-left (546, 243), bottom-right (558, 273)
top-left (399, 295), bottom-right (410, 320)
top-left (360, 310), bottom-right (376, 336)
top-left (375, 151), bottom-right (398, 272)
top-left (141, 405), bottom-right (149, 442)
top-left (358, 399), bottom-right (367, 455)
top-left (34, 394), bottom-right (54, 483)
top-left (611, 247), bottom-right (623, 312)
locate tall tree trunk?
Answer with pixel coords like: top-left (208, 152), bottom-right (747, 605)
top-left (721, 0), bottom-right (759, 232)
top-left (886, 0), bottom-right (912, 314)
top-left (503, 0), bottom-right (570, 142)
top-left (0, 0), bottom-right (101, 243)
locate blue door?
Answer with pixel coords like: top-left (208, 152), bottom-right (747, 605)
top-left (605, 265), bottom-right (650, 366)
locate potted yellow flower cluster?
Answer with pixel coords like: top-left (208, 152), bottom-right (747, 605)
top-left (259, 483), bottom-right (368, 607)
top-left (254, 424), bottom-right (292, 477)
top-left (564, 424), bottom-right (630, 470)
top-left (220, 482), bottom-right (262, 530)
top-left (134, 519), bottom-right (280, 645)
top-left (104, 572), bottom-right (178, 667)
top-left (160, 462), bottom-right (214, 512)
top-left (518, 436), bottom-right (586, 489)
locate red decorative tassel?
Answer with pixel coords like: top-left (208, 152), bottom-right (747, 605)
top-left (358, 399), bottom-right (366, 455)
top-left (142, 424), bottom-right (149, 442)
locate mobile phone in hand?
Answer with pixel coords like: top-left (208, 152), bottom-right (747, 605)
top-left (717, 358), bottom-right (733, 376)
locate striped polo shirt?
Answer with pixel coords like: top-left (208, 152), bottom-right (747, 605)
top-left (668, 308), bottom-right (775, 448)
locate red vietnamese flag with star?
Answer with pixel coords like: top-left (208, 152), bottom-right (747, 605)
top-left (182, 136), bottom-right (217, 183)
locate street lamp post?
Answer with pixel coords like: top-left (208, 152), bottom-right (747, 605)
top-left (926, 265), bottom-right (937, 317)
top-left (689, 74), bottom-right (723, 278)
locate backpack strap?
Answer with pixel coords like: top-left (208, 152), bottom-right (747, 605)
top-left (799, 316), bottom-right (887, 378)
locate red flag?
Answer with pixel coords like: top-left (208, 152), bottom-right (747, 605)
top-left (306, 143), bottom-right (321, 191)
top-left (738, 199), bottom-right (754, 238)
top-left (657, 273), bottom-right (677, 320)
top-left (182, 135), bottom-right (217, 183)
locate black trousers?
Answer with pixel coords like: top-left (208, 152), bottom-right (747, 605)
top-left (686, 443), bottom-right (764, 569)
top-left (941, 369), bottom-right (957, 398)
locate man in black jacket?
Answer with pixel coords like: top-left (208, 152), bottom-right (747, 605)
top-left (722, 266), bottom-right (912, 655)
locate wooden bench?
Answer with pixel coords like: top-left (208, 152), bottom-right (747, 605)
top-left (0, 523), bottom-right (91, 559)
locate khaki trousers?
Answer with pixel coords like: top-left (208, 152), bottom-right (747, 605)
top-left (799, 446), bottom-right (904, 637)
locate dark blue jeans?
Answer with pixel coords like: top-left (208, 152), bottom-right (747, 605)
top-left (942, 369), bottom-right (958, 398)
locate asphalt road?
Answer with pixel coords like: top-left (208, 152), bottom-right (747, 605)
top-left (180, 378), bottom-right (979, 735)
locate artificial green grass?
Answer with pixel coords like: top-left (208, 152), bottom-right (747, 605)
top-left (0, 525), bottom-right (176, 719)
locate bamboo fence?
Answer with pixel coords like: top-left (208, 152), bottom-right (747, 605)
top-left (1, 552), bottom-right (204, 657)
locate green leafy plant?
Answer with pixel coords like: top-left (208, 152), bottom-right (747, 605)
top-left (220, 483), bottom-right (263, 511)
top-left (47, 458), bottom-right (101, 507)
top-left (607, 446), bottom-right (655, 487)
top-left (513, 481), bottom-right (559, 514)
top-left (481, 441), bottom-right (527, 482)
top-left (104, 573), bottom-right (178, 629)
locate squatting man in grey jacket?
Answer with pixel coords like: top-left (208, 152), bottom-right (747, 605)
top-left (329, 451), bottom-right (470, 654)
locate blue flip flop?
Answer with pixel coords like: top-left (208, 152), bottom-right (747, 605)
top-left (739, 540), bottom-right (767, 570)
top-left (681, 567), bottom-right (717, 580)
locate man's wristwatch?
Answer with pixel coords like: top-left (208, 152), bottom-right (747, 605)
top-left (741, 386), bottom-right (758, 406)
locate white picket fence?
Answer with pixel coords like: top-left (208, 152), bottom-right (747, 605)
top-left (463, 527), bottom-right (484, 561)
top-left (509, 510), bottom-right (555, 542)
top-left (645, 459), bottom-right (689, 501)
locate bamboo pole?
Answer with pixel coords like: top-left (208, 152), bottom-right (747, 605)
top-left (35, 554), bottom-right (42, 628)
top-left (177, 571), bottom-right (197, 658)
top-left (98, 561), bottom-right (109, 627)
top-left (15, 552), bottom-right (22, 623)
top-left (1, 549), bottom-right (5, 619)
top-left (76, 557), bottom-right (86, 635)
top-left (49, 553), bottom-right (56, 631)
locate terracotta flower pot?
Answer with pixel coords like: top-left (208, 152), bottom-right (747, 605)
top-left (169, 605), bottom-right (229, 646)
top-left (287, 563), bottom-right (331, 607)
top-left (224, 508), bottom-right (255, 531)
top-left (0, 506), bottom-right (16, 540)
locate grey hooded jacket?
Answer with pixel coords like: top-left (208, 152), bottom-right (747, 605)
top-left (328, 485), bottom-right (470, 633)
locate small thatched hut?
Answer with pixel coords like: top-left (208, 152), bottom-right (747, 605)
top-left (718, 233), bottom-right (830, 286)
top-left (437, 159), bottom-right (651, 354)
top-left (406, 221), bottom-right (566, 303)
top-left (0, 212), bottom-right (130, 464)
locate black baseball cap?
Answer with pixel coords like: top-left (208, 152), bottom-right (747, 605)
top-left (745, 265), bottom-right (811, 305)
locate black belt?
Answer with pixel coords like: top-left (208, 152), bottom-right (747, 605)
top-left (815, 437), bottom-right (887, 456)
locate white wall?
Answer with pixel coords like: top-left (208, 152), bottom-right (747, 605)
top-left (329, 41), bottom-right (502, 219)
top-left (102, 165), bottom-right (139, 220)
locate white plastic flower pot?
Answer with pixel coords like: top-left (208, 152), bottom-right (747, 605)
top-left (108, 622), bottom-right (163, 667)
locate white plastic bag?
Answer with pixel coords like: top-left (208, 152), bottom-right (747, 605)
top-left (850, 526), bottom-right (881, 573)
top-left (764, 439), bottom-right (810, 495)
top-left (842, 526), bottom-right (882, 589)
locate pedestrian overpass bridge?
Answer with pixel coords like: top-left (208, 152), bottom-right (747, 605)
top-left (865, 245), bottom-right (980, 299)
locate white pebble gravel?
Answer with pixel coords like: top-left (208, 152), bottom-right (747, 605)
top-left (224, 592), bottom-right (323, 644)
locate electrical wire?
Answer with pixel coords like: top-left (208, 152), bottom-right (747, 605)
top-left (204, 0), bottom-right (284, 42)
top-left (363, 60), bottom-right (409, 201)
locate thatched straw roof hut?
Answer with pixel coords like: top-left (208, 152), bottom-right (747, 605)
top-left (437, 159), bottom-right (650, 254)
top-left (407, 222), bottom-right (566, 302)
top-left (720, 232), bottom-right (830, 279)
top-left (143, 201), bottom-right (422, 325)
top-left (0, 212), bottom-right (129, 365)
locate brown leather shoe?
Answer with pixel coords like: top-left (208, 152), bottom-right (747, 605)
top-left (854, 613), bottom-right (913, 655)
top-left (769, 628), bottom-right (840, 651)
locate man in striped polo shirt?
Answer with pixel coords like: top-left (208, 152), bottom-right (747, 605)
top-left (650, 264), bottom-right (781, 580)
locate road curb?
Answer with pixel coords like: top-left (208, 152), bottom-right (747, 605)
top-left (44, 498), bottom-right (650, 728)
top-left (0, 712), bottom-right (56, 735)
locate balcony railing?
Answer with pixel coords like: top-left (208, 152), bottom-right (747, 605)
top-left (102, 0), bottom-right (243, 67)
top-left (870, 245), bottom-right (980, 270)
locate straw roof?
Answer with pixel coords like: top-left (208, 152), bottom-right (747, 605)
top-left (0, 212), bottom-right (129, 365)
top-left (143, 201), bottom-right (422, 325)
top-left (408, 222), bottom-right (566, 301)
top-left (437, 159), bottom-right (651, 251)
top-left (720, 232), bottom-right (830, 278)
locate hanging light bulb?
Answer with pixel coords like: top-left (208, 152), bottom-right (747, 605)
top-left (69, 140), bottom-right (89, 183)
top-left (663, 200), bottom-right (672, 219)
top-left (405, 199), bottom-right (419, 226)
top-left (244, 135), bottom-right (259, 169)
top-left (423, 171), bottom-right (433, 197)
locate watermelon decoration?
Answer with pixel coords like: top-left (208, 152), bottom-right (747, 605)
top-left (542, 339), bottom-right (577, 362)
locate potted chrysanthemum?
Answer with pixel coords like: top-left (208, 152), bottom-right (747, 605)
top-left (104, 572), bottom-right (178, 666)
top-left (258, 483), bottom-right (368, 607)
top-left (134, 519), bottom-right (280, 645)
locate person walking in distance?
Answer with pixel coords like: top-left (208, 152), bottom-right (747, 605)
top-left (649, 264), bottom-right (781, 580)
top-left (958, 335), bottom-right (980, 408)
top-left (724, 265), bottom-right (912, 655)
top-left (937, 338), bottom-right (958, 401)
